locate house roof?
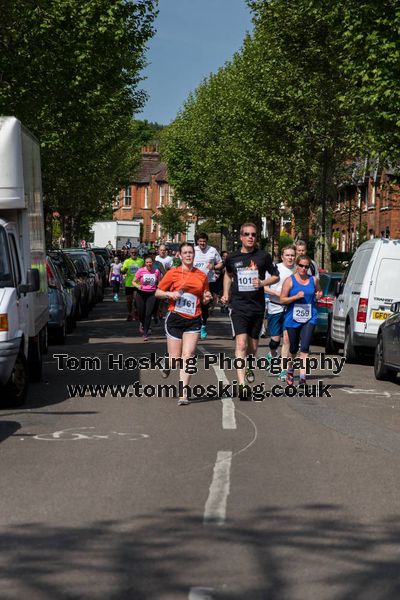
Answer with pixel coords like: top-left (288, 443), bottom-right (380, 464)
top-left (131, 152), bottom-right (168, 184)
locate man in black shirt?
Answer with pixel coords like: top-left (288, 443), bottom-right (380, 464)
top-left (222, 223), bottom-right (279, 397)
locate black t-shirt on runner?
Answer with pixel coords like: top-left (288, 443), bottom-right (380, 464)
top-left (225, 248), bottom-right (278, 314)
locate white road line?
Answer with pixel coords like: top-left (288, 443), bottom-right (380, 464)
top-left (198, 346), bottom-right (237, 430)
top-left (188, 587), bottom-right (214, 600)
top-left (203, 451), bottom-right (232, 525)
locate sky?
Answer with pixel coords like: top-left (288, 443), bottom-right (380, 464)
top-left (139, 0), bottom-right (253, 125)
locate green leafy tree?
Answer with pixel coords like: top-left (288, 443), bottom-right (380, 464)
top-left (154, 204), bottom-right (188, 239)
top-left (0, 0), bottom-right (158, 244)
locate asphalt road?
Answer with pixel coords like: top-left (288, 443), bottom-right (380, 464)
top-left (1, 291), bottom-right (400, 600)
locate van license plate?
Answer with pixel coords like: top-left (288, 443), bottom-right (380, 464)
top-left (372, 311), bottom-right (390, 320)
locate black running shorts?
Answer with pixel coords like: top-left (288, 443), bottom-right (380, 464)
top-left (230, 311), bottom-right (264, 339)
top-left (165, 311), bottom-right (202, 340)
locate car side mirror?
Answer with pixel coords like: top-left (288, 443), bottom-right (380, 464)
top-left (19, 268), bottom-right (40, 294)
top-left (390, 301), bottom-right (400, 313)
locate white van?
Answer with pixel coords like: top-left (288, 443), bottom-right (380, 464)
top-left (329, 238), bottom-right (400, 362)
top-left (0, 117), bottom-right (48, 405)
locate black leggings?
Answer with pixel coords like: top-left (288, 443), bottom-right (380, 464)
top-left (112, 280), bottom-right (120, 294)
top-left (286, 322), bottom-right (315, 354)
top-left (201, 302), bottom-right (209, 326)
top-left (135, 290), bottom-right (159, 335)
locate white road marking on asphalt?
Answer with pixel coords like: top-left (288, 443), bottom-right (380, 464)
top-left (340, 388), bottom-right (398, 397)
top-left (32, 427), bottom-right (149, 441)
top-left (203, 451), bottom-right (232, 525)
top-left (189, 587), bottom-right (214, 599)
top-left (198, 346), bottom-right (237, 430)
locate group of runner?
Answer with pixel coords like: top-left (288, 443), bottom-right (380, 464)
top-left (109, 224), bottom-right (322, 404)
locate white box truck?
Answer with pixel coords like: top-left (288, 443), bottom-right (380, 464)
top-left (92, 220), bottom-right (141, 250)
top-left (0, 117), bottom-right (48, 405)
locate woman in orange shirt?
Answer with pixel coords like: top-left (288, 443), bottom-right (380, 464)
top-left (155, 242), bottom-right (212, 405)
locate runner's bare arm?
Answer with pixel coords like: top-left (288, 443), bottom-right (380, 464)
top-left (280, 277), bottom-right (304, 304)
top-left (155, 288), bottom-right (181, 300)
top-left (221, 271), bottom-right (232, 304)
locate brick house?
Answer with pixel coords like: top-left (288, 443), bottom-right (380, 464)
top-left (332, 161), bottom-right (400, 252)
top-left (113, 147), bottom-right (195, 244)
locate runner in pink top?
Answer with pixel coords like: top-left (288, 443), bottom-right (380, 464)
top-left (133, 256), bottom-right (162, 340)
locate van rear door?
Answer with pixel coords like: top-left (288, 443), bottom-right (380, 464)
top-left (367, 242), bottom-right (400, 336)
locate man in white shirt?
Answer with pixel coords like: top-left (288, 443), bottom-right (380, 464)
top-left (155, 244), bottom-right (173, 273)
top-left (194, 232), bottom-right (223, 339)
top-left (295, 240), bottom-right (319, 277)
top-left (264, 245), bottom-right (297, 381)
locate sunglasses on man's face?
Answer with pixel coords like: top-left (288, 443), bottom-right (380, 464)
top-left (242, 232), bottom-right (256, 237)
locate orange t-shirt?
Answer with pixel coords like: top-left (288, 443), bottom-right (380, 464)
top-left (157, 266), bottom-right (209, 319)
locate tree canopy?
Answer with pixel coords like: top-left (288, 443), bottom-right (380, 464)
top-left (0, 0), bottom-right (158, 243)
top-left (161, 0), bottom-right (400, 265)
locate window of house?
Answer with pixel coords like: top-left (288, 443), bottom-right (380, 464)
top-left (159, 185), bottom-right (165, 207)
top-left (363, 184), bottom-right (368, 211)
top-left (123, 186), bottom-right (131, 207)
top-left (144, 187), bottom-right (149, 209)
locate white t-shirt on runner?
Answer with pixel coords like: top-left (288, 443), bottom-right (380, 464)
top-left (267, 262), bottom-right (296, 315)
top-left (155, 255), bottom-right (173, 270)
top-left (194, 245), bottom-right (222, 282)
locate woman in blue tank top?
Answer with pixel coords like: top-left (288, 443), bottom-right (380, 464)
top-left (280, 255), bottom-right (322, 385)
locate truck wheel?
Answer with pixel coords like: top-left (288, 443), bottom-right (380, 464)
top-left (2, 353), bottom-right (28, 406)
top-left (343, 325), bottom-right (358, 364)
top-left (29, 336), bottom-right (43, 382)
top-left (374, 335), bottom-right (391, 380)
top-left (53, 322), bottom-right (66, 345)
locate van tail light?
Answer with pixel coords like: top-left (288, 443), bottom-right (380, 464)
top-left (46, 263), bottom-right (57, 288)
top-left (0, 314), bottom-right (8, 332)
top-left (317, 295), bottom-right (334, 308)
top-left (356, 297), bottom-right (368, 322)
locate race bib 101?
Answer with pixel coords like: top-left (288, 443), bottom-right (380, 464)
top-left (175, 292), bottom-right (197, 316)
top-left (293, 303), bottom-right (311, 323)
top-left (237, 269), bottom-right (259, 292)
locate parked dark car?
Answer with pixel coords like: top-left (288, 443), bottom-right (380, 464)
top-left (71, 256), bottom-right (94, 314)
top-left (374, 301), bottom-right (400, 381)
top-left (92, 247), bottom-right (113, 266)
top-left (48, 250), bottom-right (81, 329)
top-left (46, 256), bottom-right (68, 344)
top-left (64, 249), bottom-right (103, 304)
top-left (314, 272), bottom-right (343, 337)
top-left (94, 253), bottom-right (108, 289)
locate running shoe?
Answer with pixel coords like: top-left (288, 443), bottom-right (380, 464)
top-left (200, 325), bottom-right (208, 339)
top-left (113, 294), bottom-right (118, 302)
top-left (143, 335), bottom-right (149, 342)
top-left (286, 370), bottom-right (294, 385)
top-left (265, 353), bottom-right (273, 367)
top-left (177, 397), bottom-right (189, 406)
top-left (245, 368), bottom-right (255, 383)
top-left (298, 377), bottom-right (307, 390)
top-left (238, 384), bottom-right (251, 401)
top-left (278, 369), bottom-right (287, 382)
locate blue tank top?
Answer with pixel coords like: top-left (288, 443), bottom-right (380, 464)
top-left (284, 274), bottom-right (318, 328)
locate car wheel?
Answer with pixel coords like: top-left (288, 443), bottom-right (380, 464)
top-left (52, 321), bottom-right (66, 345)
top-left (325, 323), bottom-right (339, 354)
top-left (66, 315), bottom-right (74, 334)
top-left (374, 335), bottom-right (391, 380)
top-left (343, 325), bottom-right (358, 363)
top-left (2, 353), bottom-right (28, 406)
